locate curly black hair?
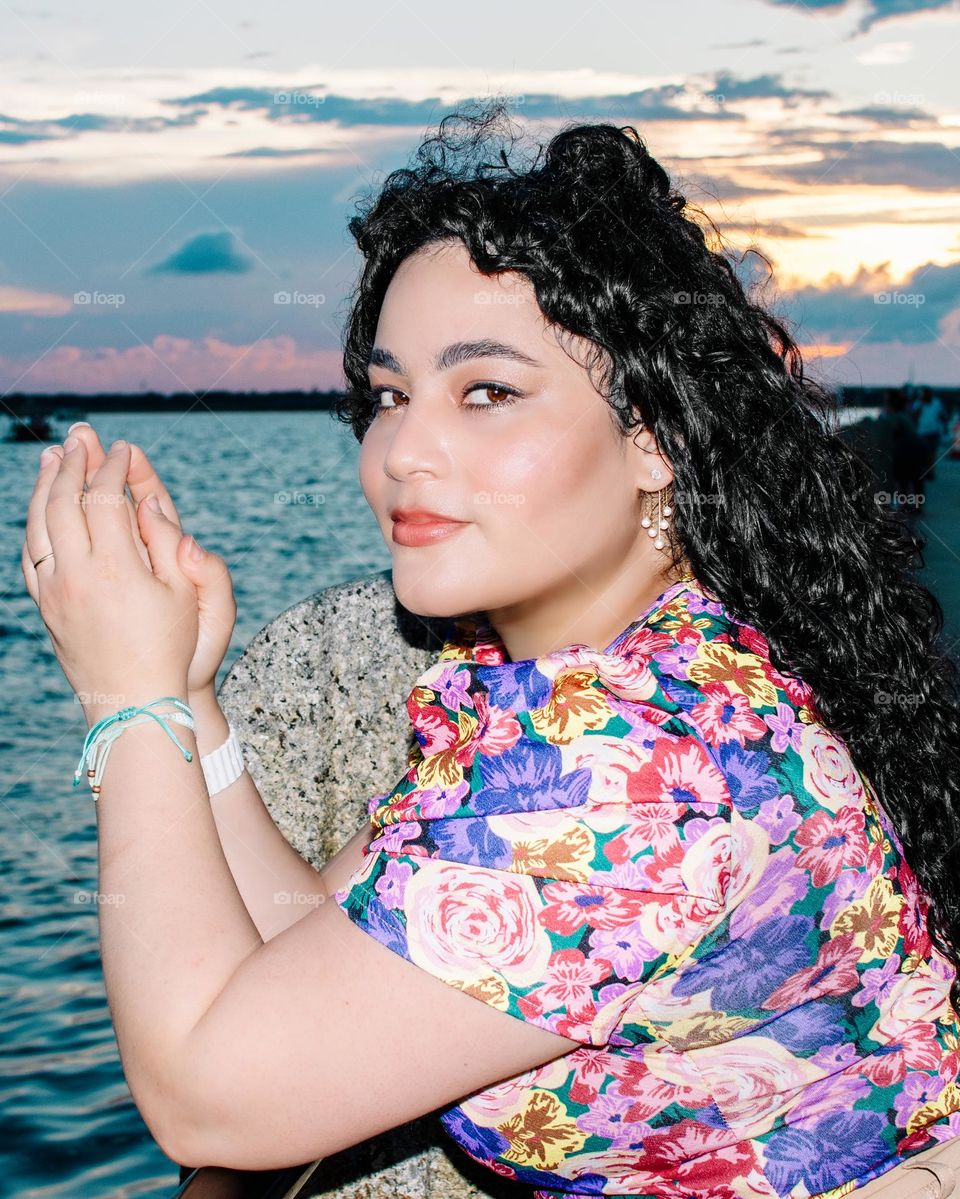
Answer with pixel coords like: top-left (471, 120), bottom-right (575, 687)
top-left (333, 96), bottom-right (960, 1008)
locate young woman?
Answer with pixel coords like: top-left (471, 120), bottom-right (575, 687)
top-left (22, 100), bottom-right (960, 1199)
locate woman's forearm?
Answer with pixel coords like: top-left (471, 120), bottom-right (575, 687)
top-left (93, 702), bottom-right (261, 1135)
top-left (189, 687), bottom-right (328, 941)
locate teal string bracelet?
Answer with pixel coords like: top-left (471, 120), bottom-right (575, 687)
top-left (74, 696), bottom-right (195, 799)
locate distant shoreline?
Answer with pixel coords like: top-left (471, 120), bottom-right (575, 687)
top-left (3, 390), bottom-right (345, 417)
top-left (3, 384), bottom-right (959, 420)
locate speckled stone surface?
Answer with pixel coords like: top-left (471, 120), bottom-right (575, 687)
top-left (216, 569), bottom-right (522, 1199)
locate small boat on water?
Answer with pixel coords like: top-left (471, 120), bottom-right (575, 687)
top-left (6, 414), bottom-right (55, 442)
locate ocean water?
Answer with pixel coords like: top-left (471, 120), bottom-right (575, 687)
top-left (0, 411), bottom-right (389, 1199)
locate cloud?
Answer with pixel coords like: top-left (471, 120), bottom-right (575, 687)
top-left (757, 0), bottom-right (958, 35)
top-left (0, 333), bottom-right (344, 394)
top-left (147, 231), bottom-right (254, 275)
top-left (782, 259), bottom-right (960, 343)
top-left (708, 71), bottom-right (832, 104)
top-left (0, 285), bottom-right (73, 315)
top-left (0, 109), bottom-right (200, 146)
top-left (771, 139), bottom-right (960, 189)
top-left (830, 104), bottom-right (937, 125)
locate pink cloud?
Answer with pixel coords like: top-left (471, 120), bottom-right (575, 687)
top-left (0, 334), bottom-right (346, 394)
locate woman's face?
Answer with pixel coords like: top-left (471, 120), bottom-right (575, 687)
top-left (358, 238), bottom-right (677, 660)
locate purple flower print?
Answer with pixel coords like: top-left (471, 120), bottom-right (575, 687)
top-left (416, 780), bottom-right (471, 818)
top-left (374, 820), bottom-right (423, 854)
top-left (820, 867), bottom-right (873, 927)
top-left (756, 792), bottom-right (801, 843)
top-left (715, 742), bottom-right (780, 811)
top-left (765, 702), bottom-right (804, 753)
top-left (428, 814), bottom-right (514, 869)
top-left (473, 738), bottom-right (592, 816)
top-left (771, 999), bottom-right (848, 1054)
top-left (575, 1089), bottom-right (639, 1144)
top-left (894, 1071), bottom-right (946, 1127)
top-left (673, 915), bottom-right (814, 1009)
top-left (438, 1108), bottom-right (509, 1162)
top-left (787, 1071), bottom-right (872, 1125)
top-left (931, 1113), bottom-right (960, 1142)
top-left (374, 858), bottom-right (414, 910)
top-left (730, 846), bottom-right (807, 937)
top-left (810, 1041), bottom-right (859, 1072)
top-left (763, 1110), bottom-right (889, 1195)
top-left (852, 954), bottom-right (902, 1009)
top-left (652, 640), bottom-right (699, 679)
top-left (681, 815), bottom-right (726, 844)
top-left (588, 921), bottom-right (661, 977)
top-left (431, 664), bottom-right (474, 712)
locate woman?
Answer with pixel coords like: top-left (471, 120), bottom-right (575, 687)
top-left (21, 99), bottom-right (960, 1198)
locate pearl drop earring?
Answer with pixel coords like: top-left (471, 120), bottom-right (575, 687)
top-left (640, 468), bottom-right (672, 551)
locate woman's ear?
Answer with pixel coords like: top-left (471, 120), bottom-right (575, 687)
top-left (631, 424), bottom-right (675, 494)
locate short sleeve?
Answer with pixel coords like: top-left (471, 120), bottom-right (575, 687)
top-left (332, 725), bottom-right (733, 1047)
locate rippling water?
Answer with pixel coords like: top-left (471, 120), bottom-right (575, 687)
top-left (0, 411), bottom-right (388, 1199)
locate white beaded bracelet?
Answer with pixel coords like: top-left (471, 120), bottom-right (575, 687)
top-left (200, 722), bottom-right (246, 797)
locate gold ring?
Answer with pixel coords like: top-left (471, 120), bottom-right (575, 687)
top-left (33, 551), bottom-right (55, 569)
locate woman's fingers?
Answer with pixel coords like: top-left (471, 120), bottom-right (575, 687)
top-left (39, 438), bottom-right (91, 572)
top-left (65, 423), bottom-right (152, 568)
top-left (125, 443), bottom-right (183, 531)
top-left (22, 445), bottom-right (64, 600)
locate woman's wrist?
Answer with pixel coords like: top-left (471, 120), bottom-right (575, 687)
top-left (187, 686), bottom-right (231, 757)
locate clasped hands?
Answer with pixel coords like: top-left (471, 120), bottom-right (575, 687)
top-left (21, 424), bottom-right (237, 729)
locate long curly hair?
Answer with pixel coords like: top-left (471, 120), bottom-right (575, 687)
top-left (334, 96), bottom-right (960, 1007)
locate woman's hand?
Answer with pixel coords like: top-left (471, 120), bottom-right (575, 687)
top-left (40, 422), bottom-right (237, 701)
top-left (21, 436), bottom-right (197, 725)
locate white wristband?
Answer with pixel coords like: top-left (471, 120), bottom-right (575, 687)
top-left (200, 722), bottom-right (246, 797)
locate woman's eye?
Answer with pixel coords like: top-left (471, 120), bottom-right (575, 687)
top-left (367, 383), bottom-right (521, 414)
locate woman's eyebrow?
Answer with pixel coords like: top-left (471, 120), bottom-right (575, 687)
top-left (367, 339), bottom-right (545, 375)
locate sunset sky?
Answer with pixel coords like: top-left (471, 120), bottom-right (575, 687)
top-left (1, 0), bottom-right (959, 395)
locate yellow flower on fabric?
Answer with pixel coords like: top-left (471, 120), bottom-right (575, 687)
top-left (687, 642), bottom-right (778, 708)
top-left (830, 875), bottom-right (903, 959)
top-left (529, 668), bottom-right (615, 743)
top-left (498, 1089), bottom-right (588, 1169)
top-left (907, 1081), bottom-right (960, 1135)
top-left (509, 822), bottom-right (596, 881)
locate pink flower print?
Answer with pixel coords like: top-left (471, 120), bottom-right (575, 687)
top-left (763, 931), bottom-right (862, 1010)
top-left (469, 690), bottom-right (524, 758)
top-left (372, 819), bottom-right (424, 855)
top-left (859, 1020), bottom-right (942, 1087)
top-left (794, 804), bottom-right (869, 888)
top-left (374, 857), bottom-right (414, 910)
top-left (690, 684), bottom-right (768, 747)
top-left (566, 1045), bottom-right (624, 1105)
top-left (756, 792), bottom-right (801, 843)
top-left (539, 881), bottom-right (649, 935)
top-left (525, 947), bottom-right (613, 1015)
top-left (852, 954), bottom-right (902, 1009)
top-left (765, 701), bottom-right (805, 754)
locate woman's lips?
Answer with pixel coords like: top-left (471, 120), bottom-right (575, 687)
top-left (391, 518), bottom-right (469, 547)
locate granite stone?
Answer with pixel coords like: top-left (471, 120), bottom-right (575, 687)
top-left (216, 569), bottom-right (522, 1199)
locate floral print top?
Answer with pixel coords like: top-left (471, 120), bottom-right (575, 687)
top-left (333, 576), bottom-right (960, 1198)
